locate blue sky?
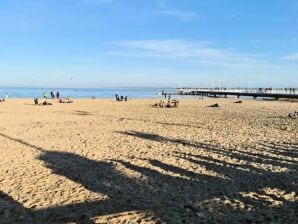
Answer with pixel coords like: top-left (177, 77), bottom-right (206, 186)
top-left (0, 0), bottom-right (297, 88)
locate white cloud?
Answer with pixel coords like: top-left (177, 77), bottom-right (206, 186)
top-left (281, 53), bottom-right (298, 61)
top-left (158, 0), bottom-right (199, 21)
top-left (109, 39), bottom-right (259, 68)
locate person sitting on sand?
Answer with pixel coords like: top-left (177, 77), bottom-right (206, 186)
top-left (166, 101), bottom-right (171, 108)
top-left (34, 98), bottom-right (39, 105)
top-left (59, 99), bottom-right (67, 103)
top-left (42, 101), bottom-right (52, 106)
top-left (209, 103), bottom-right (220, 108)
top-left (171, 99), bottom-right (179, 108)
top-left (159, 100), bottom-right (165, 108)
top-left (59, 97), bottom-right (73, 104)
top-left (66, 96), bottom-right (73, 103)
top-left (152, 100), bottom-right (165, 108)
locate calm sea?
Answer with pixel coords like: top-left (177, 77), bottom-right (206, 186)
top-left (0, 87), bottom-right (176, 99)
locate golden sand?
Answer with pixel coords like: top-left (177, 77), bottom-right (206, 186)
top-left (0, 98), bottom-right (297, 223)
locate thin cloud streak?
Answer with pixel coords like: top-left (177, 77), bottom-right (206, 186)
top-left (281, 53), bottom-right (298, 61)
top-left (158, 0), bottom-right (199, 21)
top-left (162, 10), bottom-right (198, 21)
top-left (109, 39), bottom-right (261, 68)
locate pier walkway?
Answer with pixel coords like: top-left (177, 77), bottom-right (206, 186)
top-left (163, 88), bottom-right (298, 100)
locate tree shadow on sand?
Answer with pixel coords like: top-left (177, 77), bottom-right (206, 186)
top-left (0, 132), bottom-right (297, 224)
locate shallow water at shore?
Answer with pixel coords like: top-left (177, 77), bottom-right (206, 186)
top-left (0, 87), bottom-right (176, 99)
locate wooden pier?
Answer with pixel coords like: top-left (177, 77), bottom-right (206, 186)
top-left (162, 88), bottom-right (298, 100)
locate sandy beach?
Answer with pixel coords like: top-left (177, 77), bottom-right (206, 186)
top-left (0, 98), bottom-right (297, 224)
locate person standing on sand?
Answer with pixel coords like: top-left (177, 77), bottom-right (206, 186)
top-left (43, 92), bottom-right (48, 99)
top-left (56, 91), bottom-right (60, 99)
top-left (50, 91), bottom-right (55, 99)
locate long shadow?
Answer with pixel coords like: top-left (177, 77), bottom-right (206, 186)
top-left (0, 132), bottom-right (297, 223)
top-left (96, 114), bottom-right (203, 129)
top-left (116, 131), bottom-right (199, 148)
top-left (258, 141), bottom-right (298, 158)
top-left (0, 191), bottom-right (33, 223)
top-left (73, 110), bottom-right (93, 116)
top-left (0, 133), bottom-right (45, 152)
top-left (117, 131), bottom-right (298, 168)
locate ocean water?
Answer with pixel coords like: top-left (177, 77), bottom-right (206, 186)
top-left (0, 87), bottom-right (176, 99)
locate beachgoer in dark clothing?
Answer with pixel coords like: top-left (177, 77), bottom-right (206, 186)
top-left (124, 96), bottom-right (128, 101)
top-left (56, 92), bottom-right (60, 99)
top-left (120, 96), bottom-right (124, 101)
top-left (42, 101), bottom-right (52, 105)
top-left (50, 91), bottom-right (55, 99)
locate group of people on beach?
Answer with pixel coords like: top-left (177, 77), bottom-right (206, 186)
top-left (34, 91), bottom-right (73, 106)
top-left (153, 95), bottom-right (179, 108)
top-left (115, 94), bottom-right (128, 101)
top-left (43, 91), bottom-right (60, 100)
